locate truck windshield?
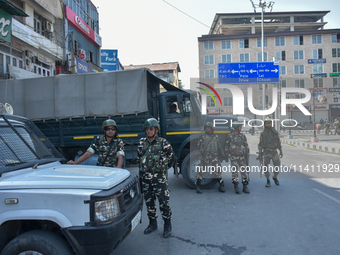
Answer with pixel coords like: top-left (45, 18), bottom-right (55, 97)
top-left (0, 114), bottom-right (64, 174)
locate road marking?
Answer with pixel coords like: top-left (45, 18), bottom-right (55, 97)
top-left (313, 188), bottom-right (340, 204)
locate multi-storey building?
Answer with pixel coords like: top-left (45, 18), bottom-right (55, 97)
top-left (124, 62), bottom-right (181, 91)
top-left (0, 0), bottom-right (102, 79)
top-left (0, 0), bottom-right (64, 78)
top-left (198, 11), bottom-right (340, 122)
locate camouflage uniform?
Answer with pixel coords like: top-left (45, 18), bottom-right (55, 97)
top-left (324, 121), bottom-right (330, 135)
top-left (225, 131), bottom-right (250, 185)
top-left (334, 120), bottom-right (339, 135)
top-left (138, 136), bottom-right (175, 221)
top-left (87, 136), bottom-right (124, 167)
top-left (196, 133), bottom-right (223, 182)
top-left (258, 128), bottom-right (282, 179)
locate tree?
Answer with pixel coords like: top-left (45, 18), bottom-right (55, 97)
top-left (179, 80), bottom-right (185, 89)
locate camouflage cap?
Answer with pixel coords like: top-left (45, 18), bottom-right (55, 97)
top-left (102, 119), bottom-right (118, 130)
top-left (204, 122), bottom-right (214, 129)
top-left (264, 117), bottom-right (272, 124)
top-left (232, 121), bottom-right (244, 128)
top-left (144, 118), bottom-right (160, 130)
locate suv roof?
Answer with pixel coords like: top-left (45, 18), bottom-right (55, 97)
top-left (0, 114), bottom-right (65, 175)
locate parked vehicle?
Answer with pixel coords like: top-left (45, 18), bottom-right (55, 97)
top-left (0, 68), bottom-right (236, 189)
top-left (0, 113), bottom-right (143, 255)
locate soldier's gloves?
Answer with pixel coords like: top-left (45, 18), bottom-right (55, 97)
top-left (279, 151), bottom-right (283, 158)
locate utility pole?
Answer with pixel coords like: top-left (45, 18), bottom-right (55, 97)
top-left (250, 0), bottom-right (275, 124)
top-left (71, 31), bottom-right (76, 74)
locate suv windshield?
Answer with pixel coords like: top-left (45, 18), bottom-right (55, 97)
top-left (0, 114), bottom-right (64, 175)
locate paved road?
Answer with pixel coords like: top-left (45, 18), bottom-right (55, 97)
top-left (114, 134), bottom-right (340, 255)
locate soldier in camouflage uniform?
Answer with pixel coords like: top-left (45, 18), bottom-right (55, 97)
top-left (67, 119), bottom-right (124, 167)
top-left (225, 121), bottom-right (250, 194)
top-left (258, 118), bottom-right (283, 187)
top-left (324, 120), bottom-right (331, 135)
top-left (138, 118), bottom-right (176, 238)
top-left (334, 119), bottom-right (339, 135)
top-left (195, 122), bottom-right (225, 194)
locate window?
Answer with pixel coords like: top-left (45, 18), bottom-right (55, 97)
top-left (313, 79), bottom-right (323, 88)
top-left (312, 49), bottom-right (323, 59)
top-left (204, 69), bottom-right (215, 78)
top-left (333, 78), bottom-right (340, 87)
top-left (223, 88), bottom-right (230, 92)
top-left (239, 39), bottom-right (249, 49)
top-left (223, 97), bottom-right (233, 106)
top-left (259, 95), bottom-right (269, 106)
top-left (221, 54), bottom-right (232, 63)
top-left (204, 42), bottom-right (214, 51)
top-left (240, 53), bottom-right (250, 62)
top-left (313, 64), bottom-right (323, 74)
top-left (280, 66), bottom-right (286, 75)
top-left (275, 37), bottom-right (285, 46)
top-left (294, 65), bottom-right (305, 75)
top-left (221, 40), bottom-right (231, 49)
top-left (34, 12), bottom-right (41, 34)
top-left (204, 55), bottom-right (214, 65)
top-left (332, 48), bottom-right (340, 58)
top-left (293, 36), bottom-right (304, 45)
top-left (312, 35), bottom-right (322, 44)
top-left (280, 80), bottom-right (287, 88)
top-left (257, 52), bottom-right (268, 62)
top-left (295, 79), bottom-right (305, 88)
top-left (275, 51), bottom-right (286, 61)
top-left (294, 50), bottom-right (304, 60)
top-left (33, 12), bottom-right (52, 40)
top-left (333, 63), bottom-right (340, 72)
top-left (257, 38), bottom-right (267, 47)
top-left (207, 97), bottom-right (215, 107)
top-left (332, 34), bottom-right (340, 43)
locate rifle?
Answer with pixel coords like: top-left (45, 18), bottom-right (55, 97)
top-left (256, 151), bottom-right (263, 178)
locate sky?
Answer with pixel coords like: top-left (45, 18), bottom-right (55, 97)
top-left (91, 0), bottom-right (340, 88)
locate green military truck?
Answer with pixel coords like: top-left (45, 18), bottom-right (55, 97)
top-left (0, 68), bottom-right (235, 189)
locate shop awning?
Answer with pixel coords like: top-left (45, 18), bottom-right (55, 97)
top-left (0, 0), bottom-right (28, 16)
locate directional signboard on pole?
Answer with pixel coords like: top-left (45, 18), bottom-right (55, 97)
top-left (218, 62), bottom-right (280, 84)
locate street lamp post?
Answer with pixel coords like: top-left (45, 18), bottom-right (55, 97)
top-left (250, 0), bottom-right (275, 123)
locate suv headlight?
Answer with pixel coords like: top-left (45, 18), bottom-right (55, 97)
top-left (94, 197), bottom-right (120, 223)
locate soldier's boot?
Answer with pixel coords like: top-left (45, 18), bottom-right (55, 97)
top-left (234, 183), bottom-right (240, 194)
top-left (265, 178), bottom-right (271, 187)
top-left (195, 179), bottom-right (202, 194)
top-left (163, 219), bottom-right (172, 238)
top-left (144, 219), bottom-right (157, 234)
top-left (218, 180), bottom-right (225, 193)
top-left (242, 184), bottom-right (250, 194)
top-left (273, 178), bottom-right (280, 186)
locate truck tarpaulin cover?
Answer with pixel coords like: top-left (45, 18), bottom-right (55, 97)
top-left (0, 68), bottom-right (177, 121)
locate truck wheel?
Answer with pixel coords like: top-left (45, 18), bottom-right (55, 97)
top-left (1, 230), bottom-right (73, 255)
top-left (181, 150), bottom-right (218, 189)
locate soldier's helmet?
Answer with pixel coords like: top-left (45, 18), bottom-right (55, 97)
top-left (264, 117), bottom-right (272, 124)
top-left (204, 122), bottom-right (214, 129)
top-left (102, 119), bottom-right (118, 130)
top-left (144, 118), bottom-right (160, 130)
top-left (232, 121), bottom-right (244, 128)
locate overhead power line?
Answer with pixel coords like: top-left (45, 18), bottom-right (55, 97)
top-left (162, 0), bottom-right (210, 28)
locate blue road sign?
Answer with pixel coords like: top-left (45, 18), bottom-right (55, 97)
top-left (218, 62), bottom-right (280, 84)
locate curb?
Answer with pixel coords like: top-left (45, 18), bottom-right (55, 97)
top-left (281, 139), bottom-right (340, 154)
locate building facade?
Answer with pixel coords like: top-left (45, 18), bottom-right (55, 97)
top-left (0, 0), bottom-right (102, 80)
top-left (198, 11), bottom-right (340, 123)
top-left (124, 62), bottom-right (181, 90)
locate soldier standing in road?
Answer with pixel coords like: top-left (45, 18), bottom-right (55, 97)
top-left (138, 118), bottom-right (176, 238)
top-left (325, 120), bottom-right (331, 135)
top-left (334, 119), bottom-right (339, 135)
top-left (258, 118), bottom-right (283, 187)
top-left (195, 122), bottom-right (225, 194)
top-left (67, 119), bottom-right (124, 168)
top-left (225, 121), bottom-right (250, 194)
